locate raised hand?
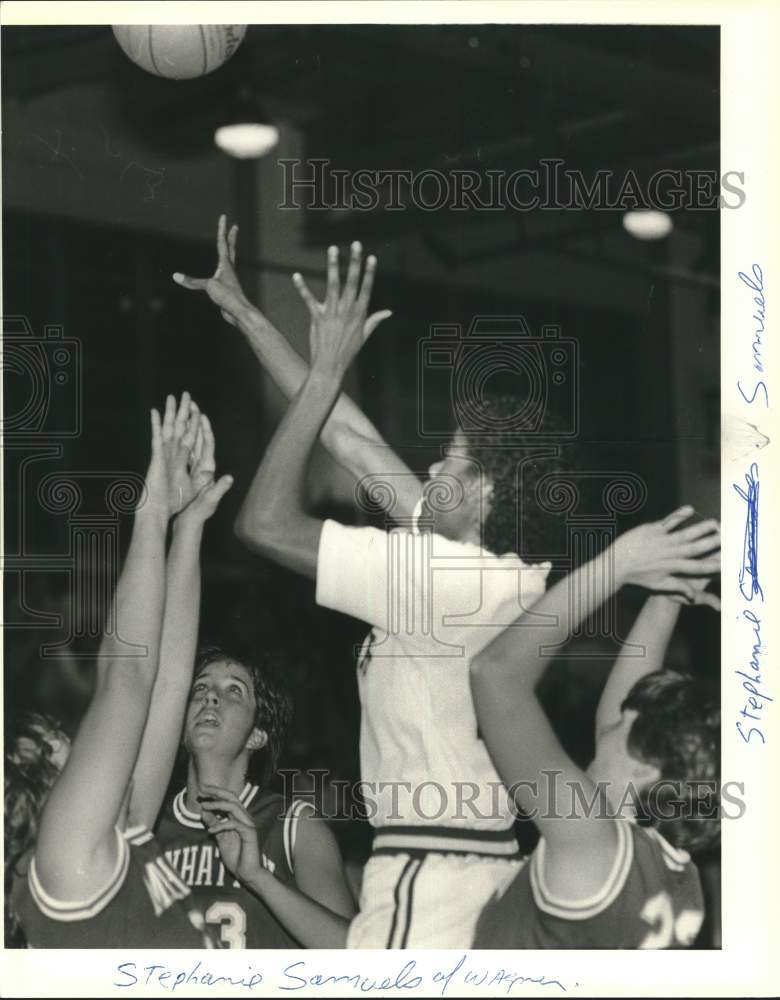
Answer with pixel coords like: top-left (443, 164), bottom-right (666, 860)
top-left (140, 406), bottom-right (173, 527)
top-left (199, 784), bottom-right (261, 885)
top-left (156, 394), bottom-right (233, 524)
top-left (172, 214), bottom-right (251, 328)
top-left (292, 242), bottom-right (392, 379)
top-left (159, 392), bottom-right (200, 514)
top-left (612, 505), bottom-right (720, 602)
top-left (178, 412), bottom-right (234, 525)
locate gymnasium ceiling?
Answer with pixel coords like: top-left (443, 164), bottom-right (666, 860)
top-left (2, 23), bottom-right (720, 280)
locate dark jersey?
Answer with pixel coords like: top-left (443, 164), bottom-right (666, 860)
top-left (155, 783), bottom-right (313, 949)
top-left (473, 821), bottom-right (705, 949)
top-left (11, 825), bottom-right (218, 949)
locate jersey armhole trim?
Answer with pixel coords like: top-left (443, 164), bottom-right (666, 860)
top-left (123, 824), bottom-right (153, 846)
top-left (29, 826), bottom-right (129, 922)
top-left (283, 799), bottom-right (317, 875)
top-left (530, 819), bottom-right (634, 921)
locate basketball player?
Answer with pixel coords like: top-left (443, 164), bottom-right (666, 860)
top-left (152, 642), bottom-right (356, 949)
top-left (6, 396), bottom-right (233, 947)
top-left (118, 395), bottom-right (354, 950)
top-left (178, 234), bottom-right (720, 948)
top-left (470, 509), bottom-right (721, 948)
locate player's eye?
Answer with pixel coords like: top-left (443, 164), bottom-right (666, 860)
top-left (228, 683), bottom-right (244, 695)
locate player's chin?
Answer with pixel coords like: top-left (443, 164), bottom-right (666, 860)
top-left (184, 726), bottom-right (220, 751)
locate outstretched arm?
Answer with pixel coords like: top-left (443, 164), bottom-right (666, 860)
top-left (34, 411), bottom-right (173, 902)
top-left (470, 509), bottom-right (720, 897)
top-left (173, 217), bottom-right (422, 520)
top-left (233, 242), bottom-right (386, 578)
top-left (594, 571), bottom-right (719, 739)
top-left (128, 397), bottom-right (233, 830)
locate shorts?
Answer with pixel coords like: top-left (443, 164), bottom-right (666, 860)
top-left (347, 850), bottom-right (523, 949)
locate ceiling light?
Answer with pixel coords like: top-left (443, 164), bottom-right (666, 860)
top-left (622, 210), bottom-right (673, 241)
top-left (214, 122), bottom-right (279, 159)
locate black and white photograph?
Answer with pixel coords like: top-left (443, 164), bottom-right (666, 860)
top-left (1, 2), bottom-right (777, 996)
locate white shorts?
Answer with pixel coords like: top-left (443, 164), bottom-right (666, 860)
top-left (347, 851), bottom-right (523, 949)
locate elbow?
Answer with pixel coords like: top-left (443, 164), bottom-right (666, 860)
top-left (234, 508), bottom-right (276, 553)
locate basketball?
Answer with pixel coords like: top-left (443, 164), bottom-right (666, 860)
top-left (111, 25), bottom-right (247, 80)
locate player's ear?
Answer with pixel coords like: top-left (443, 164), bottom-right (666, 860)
top-left (630, 758), bottom-right (661, 791)
top-left (246, 728), bottom-right (268, 752)
top-left (475, 473), bottom-right (494, 529)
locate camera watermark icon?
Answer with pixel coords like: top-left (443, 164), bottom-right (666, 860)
top-left (2, 315), bottom-right (82, 438)
top-left (418, 315), bottom-right (579, 440)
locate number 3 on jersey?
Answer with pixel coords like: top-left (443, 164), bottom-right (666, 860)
top-left (205, 900), bottom-right (247, 948)
top-left (639, 892), bottom-right (702, 948)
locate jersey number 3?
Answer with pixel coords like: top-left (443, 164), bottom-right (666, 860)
top-left (639, 892), bottom-right (702, 948)
top-left (205, 901), bottom-right (247, 949)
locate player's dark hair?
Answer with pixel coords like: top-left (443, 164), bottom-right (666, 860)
top-left (622, 670), bottom-right (720, 854)
top-left (4, 712), bottom-right (68, 948)
top-left (460, 394), bottom-right (572, 560)
top-left (194, 644), bottom-right (293, 788)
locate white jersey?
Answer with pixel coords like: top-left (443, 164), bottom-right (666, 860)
top-left (316, 518), bottom-right (550, 843)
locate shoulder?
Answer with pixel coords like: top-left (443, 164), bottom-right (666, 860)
top-left (26, 826), bottom-right (131, 924)
top-left (284, 801), bottom-right (336, 867)
top-left (530, 818), bottom-right (634, 922)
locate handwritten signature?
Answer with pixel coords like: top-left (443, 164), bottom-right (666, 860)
top-left (115, 957), bottom-right (567, 994)
top-left (736, 609), bottom-right (771, 745)
top-left (733, 463), bottom-right (762, 602)
top-left (737, 264), bottom-right (768, 407)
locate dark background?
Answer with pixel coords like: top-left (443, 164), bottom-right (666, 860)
top-left (2, 23), bottom-right (721, 943)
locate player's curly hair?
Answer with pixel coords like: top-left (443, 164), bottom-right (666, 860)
top-left (4, 712), bottom-right (69, 948)
top-left (461, 394), bottom-right (573, 560)
top-left (194, 644), bottom-right (293, 788)
top-left (622, 670), bottom-right (720, 854)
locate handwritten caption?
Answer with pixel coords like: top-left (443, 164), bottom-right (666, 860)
top-left (115, 956), bottom-right (567, 995)
top-left (734, 264), bottom-right (769, 745)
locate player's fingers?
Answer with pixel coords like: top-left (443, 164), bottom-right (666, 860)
top-left (198, 413), bottom-right (216, 468)
top-left (356, 253), bottom-right (377, 311)
top-left (209, 474), bottom-right (234, 503)
top-left (669, 556), bottom-right (721, 576)
top-left (198, 794), bottom-right (249, 823)
top-left (173, 272), bottom-right (207, 290)
top-left (657, 576), bottom-right (696, 602)
top-left (216, 214), bottom-right (229, 262)
top-left (677, 535), bottom-right (721, 558)
top-left (325, 244), bottom-right (340, 306)
top-left (192, 421), bottom-right (204, 467)
top-left (292, 273), bottom-right (320, 316)
top-left (660, 505), bottom-right (695, 530)
top-left (207, 819), bottom-right (238, 834)
top-left (228, 225), bottom-right (238, 267)
top-left (363, 309), bottom-right (393, 341)
top-left (198, 475), bottom-right (233, 511)
top-left (150, 408), bottom-right (162, 453)
top-left (182, 403), bottom-right (199, 452)
top-left (174, 391), bottom-right (191, 440)
top-left (162, 394), bottom-right (177, 440)
top-left (696, 590), bottom-right (721, 611)
top-left (342, 241), bottom-right (362, 305)
top-left (675, 518), bottom-right (720, 543)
